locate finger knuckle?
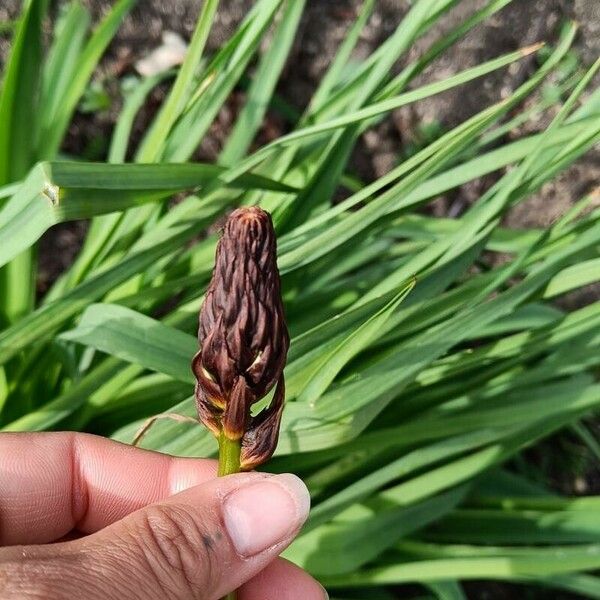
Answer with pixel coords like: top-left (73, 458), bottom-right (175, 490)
top-left (134, 504), bottom-right (220, 598)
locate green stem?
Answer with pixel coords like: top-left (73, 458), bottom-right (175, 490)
top-left (218, 432), bottom-right (242, 476)
top-left (218, 432), bottom-right (242, 600)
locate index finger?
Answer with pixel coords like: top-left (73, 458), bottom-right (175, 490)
top-left (0, 431), bottom-right (216, 545)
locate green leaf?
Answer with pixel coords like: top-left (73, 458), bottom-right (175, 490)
top-left (219, 0), bottom-right (305, 165)
top-left (297, 278), bottom-right (415, 407)
top-left (426, 581), bottom-right (466, 600)
top-left (161, 0), bottom-right (285, 162)
top-left (0, 0), bottom-right (48, 324)
top-left (0, 220), bottom-right (199, 365)
top-left (60, 303), bottom-right (196, 384)
top-left (543, 257), bottom-right (600, 298)
top-left (0, 161), bottom-right (295, 269)
top-left (285, 486), bottom-right (468, 576)
top-left (136, 0), bottom-right (220, 161)
top-left (0, 0), bottom-right (47, 183)
top-left (39, 2), bottom-right (91, 150)
top-left (38, 0), bottom-right (138, 159)
top-left (109, 72), bottom-right (174, 164)
top-left (321, 544), bottom-right (600, 587)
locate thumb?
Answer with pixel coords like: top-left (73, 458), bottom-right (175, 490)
top-left (4, 472), bottom-right (310, 600)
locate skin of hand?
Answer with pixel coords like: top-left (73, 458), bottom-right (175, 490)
top-left (0, 432), bottom-right (327, 600)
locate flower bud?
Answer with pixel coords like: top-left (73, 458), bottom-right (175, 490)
top-left (192, 206), bottom-right (289, 470)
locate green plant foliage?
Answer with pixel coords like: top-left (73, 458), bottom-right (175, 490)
top-left (1, 1), bottom-right (599, 597)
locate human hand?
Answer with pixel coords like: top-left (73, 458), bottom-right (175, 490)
top-left (0, 432), bottom-right (326, 599)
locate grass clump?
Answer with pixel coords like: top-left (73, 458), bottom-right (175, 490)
top-left (1, 1), bottom-right (599, 597)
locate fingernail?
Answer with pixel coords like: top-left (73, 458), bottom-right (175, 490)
top-left (223, 473), bottom-right (310, 556)
top-left (320, 583), bottom-right (329, 599)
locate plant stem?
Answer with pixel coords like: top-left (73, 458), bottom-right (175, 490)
top-left (218, 432), bottom-right (242, 476)
top-left (218, 432), bottom-right (242, 600)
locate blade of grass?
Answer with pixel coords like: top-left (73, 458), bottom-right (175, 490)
top-left (161, 0), bottom-right (284, 161)
top-left (0, 0), bottom-right (48, 325)
top-left (0, 220), bottom-right (199, 365)
top-left (297, 278), bottom-right (415, 407)
top-left (0, 161), bottom-right (294, 269)
top-left (219, 0), bottom-right (305, 165)
top-left (135, 0), bottom-right (220, 161)
top-left (320, 544), bottom-right (600, 587)
top-left (38, 2), bottom-right (91, 150)
top-left (38, 0), bottom-right (138, 160)
top-left (59, 303), bottom-right (196, 383)
top-left (109, 71), bottom-right (174, 164)
top-left (305, 0), bottom-right (376, 115)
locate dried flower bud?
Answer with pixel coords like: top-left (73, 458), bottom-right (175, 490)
top-left (192, 206), bottom-right (289, 470)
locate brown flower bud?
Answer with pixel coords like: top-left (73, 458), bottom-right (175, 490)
top-left (191, 206), bottom-right (289, 470)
